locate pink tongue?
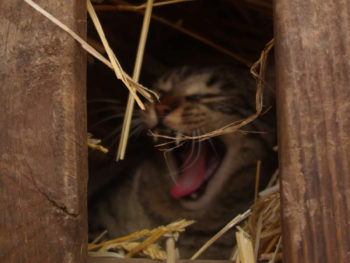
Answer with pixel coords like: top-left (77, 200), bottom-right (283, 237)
top-left (170, 145), bottom-right (207, 199)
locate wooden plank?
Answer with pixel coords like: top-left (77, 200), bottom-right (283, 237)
top-left (0, 0), bottom-right (87, 262)
top-left (88, 258), bottom-right (232, 263)
top-left (274, 0), bottom-right (350, 262)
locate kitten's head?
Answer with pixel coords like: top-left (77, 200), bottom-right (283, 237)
top-left (142, 66), bottom-right (257, 134)
top-left (139, 65), bottom-right (275, 210)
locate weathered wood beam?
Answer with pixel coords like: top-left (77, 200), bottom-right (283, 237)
top-left (274, 0), bottom-right (350, 262)
top-left (0, 0), bottom-right (87, 262)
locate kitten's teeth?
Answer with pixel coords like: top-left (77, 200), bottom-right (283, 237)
top-left (176, 132), bottom-right (182, 146)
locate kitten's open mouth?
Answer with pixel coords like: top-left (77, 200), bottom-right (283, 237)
top-left (170, 138), bottom-right (226, 201)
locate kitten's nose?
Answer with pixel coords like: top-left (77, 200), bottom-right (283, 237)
top-left (155, 95), bottom-right (180, 117)
top-left (155, 104), bottom-right (171, 116)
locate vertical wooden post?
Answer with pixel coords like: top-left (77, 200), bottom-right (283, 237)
top-left (274, 0), bottom-right (350, 262)
top-left (0, 0), bottom-right (87, 262)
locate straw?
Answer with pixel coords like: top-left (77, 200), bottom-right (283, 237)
top-left (88, 219), bottom-right (195, 254)
top-left (87, 0), bottom-right (146, 109)
top-left (116, 0), bottom-right (154, 161)
top-left (166, 238), bottom-right (177, 263)
top-left (88, 135), bottom-right (109, 153)
top-left (236, 228), bottom-right (255, 263)
top-left (191, 209), bottom-right (251, 260)
top-left (254, 160), bottom-right (262, 203)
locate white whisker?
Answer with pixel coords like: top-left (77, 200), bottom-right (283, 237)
top-left (181, 140), bottom-right (202, 172)
top-left (129, 124), bottom-right (145, 138)
top-left (208, 138), bottom-right (220, 159)
top-left (89, 114), bottom-right (126, 130)
top-left (102, 126), bottom-right (123, 143)
top-left (102, 118), bottom-right (144, 143)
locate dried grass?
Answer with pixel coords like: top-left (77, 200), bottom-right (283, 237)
top-left (88, 219), bottom-right (195, 260)
top-left (241, 180), bottom-right (282, 262)
top-left (88, 133), bottom-right (109, 153)
top-left (166, 237), bottom-right (178, 263)
top-left (191, 209), bottom-right (252, 260)
top-left (116, 0), bottom-right (154, 161)
top-left (89, 242), bottom-right (167, 260)
top-left (87, 176), bottom-right (281, 261)
top-left (236, 227), bottom-right (255, 263)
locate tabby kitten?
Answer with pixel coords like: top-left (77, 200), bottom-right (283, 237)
top-left (88, 65), bottom-right (276, 259)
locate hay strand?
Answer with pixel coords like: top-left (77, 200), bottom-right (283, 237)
top-left (254, 160), bottom-right (262, 203)
top-left (236, 228), bottom-right (255, 263)
top-left (242, 184), bottom-right (281, 262)
top-left (88, 219), bottom-right (194, 259)
top-left (166, 238), bottom-right (177, 263)
top-left (116, 0), bottom-right (154, 161)
top-left (253, 215), bottom-right (263, 262)
top-left (88, 229), bottom-right (151, 251)
top-left (88, 134), bottom-right (109, 153)
top-left (268, 236), bottom-right (282, 263)
top-left (125, 228), bottom-right (167, 258)
top-left (87, 0), bottom-right (146, 109)
top-left (191, 209), bottom-right (252, 260)
top-left (91, 230), bottom-right (108, 245)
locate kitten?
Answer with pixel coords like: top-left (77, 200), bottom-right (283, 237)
top-left (88, 65), bottom-right (276, 259)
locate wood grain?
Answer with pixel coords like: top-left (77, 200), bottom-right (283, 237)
top-left (274, 0), bottom-right (350, 262)
top-left (0, 0), bottom-right (87, 262)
